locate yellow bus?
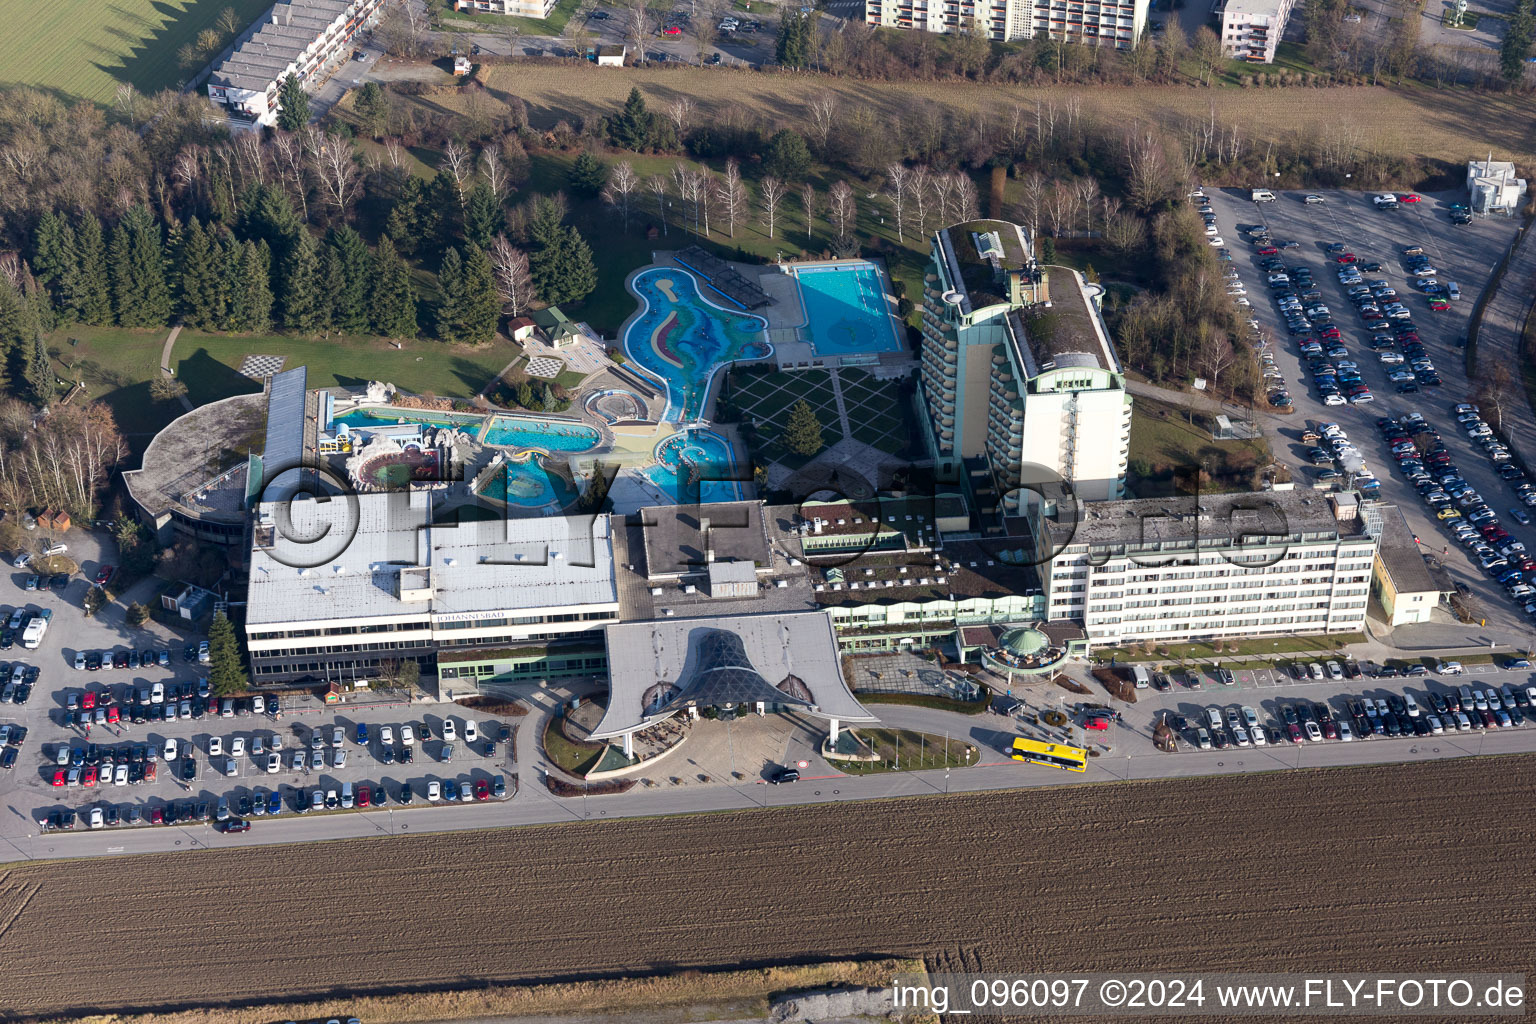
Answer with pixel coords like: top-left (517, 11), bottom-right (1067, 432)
top-left (1009, 737), bottom-right (1088, 772)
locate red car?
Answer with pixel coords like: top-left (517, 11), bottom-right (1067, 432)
top-left (92, 565), bottom-right (114, 585)
top-left (83, 766), bottom-right (98, 787)
top-left (1287, 722), bottom-right (1304, 743)
top-left (1335, 253), bottom-right (1357, 263)
top-left (218, 819), bottom-right (250, 834)
top-left (81, 690), bottom-right (96, 710)
top-left (1399, 193), bottom-right (1421, 203)
top-left (106, 705), bottom-right (119, 724)
top-left (1320, 327), bottom-right (1342, 339)
top-left (1429, 298), bottom-right (1449, 310)
top-left (357, 785), bottom-right (371, 808)
top-left (150, 806), bottom-right (164, 824)
top-left (662, 24), bottom-right (681, 33)
top-left (51, 769), bottom-right (65, 787)
top-left (1256, 246), bottom-right (1278, 255)
top-left (144, 762), bottom-right (157, 783)
top-left (474, 779), bottom-right (491, 801)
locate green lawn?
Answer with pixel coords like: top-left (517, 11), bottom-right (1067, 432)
top-left (0, 0), bottom-right (274, 103)
top-left (542, 713), bottom-right (606, 776)
top-left (441, 0), bottom-right (584, 36)
top-left (729, 368), bottom-right (846, 468)
top-left (47, 324), bottom-right (521, 456)
top-left (1128, 395), bottom-right (1272, 497)
top-left (835, 728), bottom-right (979, 774)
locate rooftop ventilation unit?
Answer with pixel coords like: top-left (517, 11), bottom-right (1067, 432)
top-left (972, 230), bottom-right (1003, 261)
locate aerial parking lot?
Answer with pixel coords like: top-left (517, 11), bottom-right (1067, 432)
top-left (1200, 187), bottom-right (1533, 630)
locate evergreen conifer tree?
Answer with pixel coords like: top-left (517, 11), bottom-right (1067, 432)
top-left (176, 219), bottom-right (220, 328)
top-left (326, 226), bottom-right (371, 333)
top-left (68, 214), bottom-right (112, 326)
top-left (27, 333), bottom-right (54, 405)
top-left (456, 244), bottom-right (502, 344)
top-left (279, 229), bottom-right (323, 333)
top-left (568, 151), bottom-right (609, 198)
top-left (275, 75), bottom-right (310, 131)
top-left (386, 176), bottom-right (424, 257)
top-left (206, 611), bottom-right (249, 696)
top-left (368, 235), bottom-right (417, 338)
top-left (108, 205), bottom-right (171, 327)
top-left (463, 182), bottom-right (502, 249)
top-left (607, 87), bottom-right (652, 150)
top-left (785, 399), bottom-right (825, 456)
top-left (238, 240), bottom-right (274, 332)
top-left (31, 212), bottom-right (78, 300)
top-left (434, 247), bottom-right (466, 343)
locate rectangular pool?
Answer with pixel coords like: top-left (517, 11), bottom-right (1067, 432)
top-left (794, 262), bottom-right (904, 357)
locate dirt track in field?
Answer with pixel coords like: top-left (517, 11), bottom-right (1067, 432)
top-left (1, 757), bottom-right (1533, 1020)
top-left (473, 66), bottom-right (1536, 164)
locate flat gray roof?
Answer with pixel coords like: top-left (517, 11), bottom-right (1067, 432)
top-left (638, 501), bottom-right (769, 578)
top-left (1375, 504), bottom-right (1440, 595)
top-left (247, 491), bottom-right (616, 626)
top-left (261, 366), bottom-right (307, 501)
top-left (210, 0), bottom-right (353, 91)
top-left (1047, 489), bottom-right (1370, 549)
top-left (590, 611), bottom-right (878, 739)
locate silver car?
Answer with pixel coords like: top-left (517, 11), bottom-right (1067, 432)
top-left (310, 749), bottom-right (324, 770)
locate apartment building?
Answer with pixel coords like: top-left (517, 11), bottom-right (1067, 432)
top-left (865, 0), bottom-right (1147, 49)
top-left (918, 219), bottom-right (1131, 515)
top-left (454, 0), bottom-right (557, 15)
top-left (1218, 0), bottom-right (1294, 63)
top-left (206, 0), bottom-right (387, 127)
top-left (244, 490), bottom-right (618, 682)
top-left (1032, 490), bottom-right (1379, 646)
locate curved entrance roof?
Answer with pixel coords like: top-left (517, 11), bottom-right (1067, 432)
top-left (590, 611), bottom-right (878, 740)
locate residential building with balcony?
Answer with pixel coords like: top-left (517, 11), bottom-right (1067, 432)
top-left (1030, 490), bottom-right (1380, 647)
top-left (206, 0), bottom-right (387, 128)
top-left (1219, 0), bottom-right (1293, 63)
top-left (865, 0), bottom-right (1146, 49)
top-left (454, 0), bottom-right (557, 15)
top-left (918, 219), bottom-right (1130, 516)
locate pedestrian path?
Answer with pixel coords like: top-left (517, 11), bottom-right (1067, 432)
top-left (158, 326), bottom-right (193, 412)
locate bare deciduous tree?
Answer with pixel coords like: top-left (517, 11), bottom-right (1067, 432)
top-left (930, 172), bottom-right (955, 225)
top-left (627, 0), bottom-right (651, 62)
top-left (1073, 177), bottom-right (1101, 235)
top-left (648, 174), bottom-right (670, 235)
top-left (716, 158), bottom-right (746, 238)
top-left (828, 180), bottom-right (855, 244)
top-left (800, 181), bottom-right (818, 245)
top-left (307, 130), bottom-right (359, 217)
top-left (601, 159), bottom-right (638, 233)
top-left (667, 97), bottom-right (695, 137)
top-left (1018, 170), bottom-right (1046, 242)
top-left (1124, 128), bottom-right (1170, 212)
top-left (442, 141), bottom-right (473, 212)
top-left (271, 130), bottom-right (309, 222)
top-left (760, 175), bottom-right (786, 240)
top-left (383, 137), bottom-right (405, 169)
top-left (951, 172), bottom-right (978, 221)
top-left (807, 96), bottom-right (837, 153)
top-left (1104, 210), bottom-right (1147, 254)
top-left (885, 163), bottom-right (909, 243)
top-left (908, 165), bottom-right (930, 236)
top-left (480, 145), bottom-right (509, 201)
top-left (489, 234), bottom-right (533, 318)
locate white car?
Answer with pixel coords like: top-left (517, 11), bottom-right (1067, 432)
top-left (150, 682), bottom-right (165, 704)
top-left (1209, 236), bottom-right (1225, 247)
top-left (1232, 725), bottom-right (1251, 747)
top-left (89, 807), bottom-right (104, 830)
top-left (114, 763), bottom-right (129, 786)
top-left (208, 737), bottom-right (223, 757)
top-left (442, 719), bottom-right (457, 742)
top-left (73, 651), bottom-right (86, 670)
top-left (1403, 693), bottom-right (1421, 717)
top-left (1436, 661), bottom-right (1465, 675)
top-left (1304, 721), bottom-right (1323, 743)
top-left (163, 738), bottom-right (178, 761)
top-left (231, 736), bottom-right (246, 757)
top-left (1304, 194), bottom-right (1326, 205)
top-left (464, 719), bottom-right (479, 743)
top-left (333, 748), bottom-right (347, 768)
top-left (381, 726), bottom-right (395, 746)
top-left (224, 758), bottom-right (238, 777)
top-left (426, 780), bottom-right (441, 802)
top-left (401, 725), bottom-right (415, 746)
top-left (1250, 726), bottom-right (1267, 746)
top-left (267, 753), bottom-right (281, 774)
top-left (331, 725), bottom-right (344, 748)
top-left (291, 750), bottom-right (304, 770)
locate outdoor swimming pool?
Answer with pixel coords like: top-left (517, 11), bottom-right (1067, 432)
top-left (332, 407), bottom-right (482, 431)
top-left (624, 268), bottom-right (769, 422)
top-left (476, 458), bottom-right (580, 509)
top-left (482, 416), bottom-right (599, 452)
top-left (793, 262), bottom-right (904, 356)
top-left (646, 428), bottom-right (742, 505)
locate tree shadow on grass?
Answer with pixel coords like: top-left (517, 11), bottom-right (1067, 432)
top-left (176, 347), bottom-right (263, 407)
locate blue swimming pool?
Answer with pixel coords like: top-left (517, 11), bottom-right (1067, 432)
top-left (645, 429), bottom-right (743, 505)
top-left (624, 268), bottom-right (769, 422)
top-left (482, 416), bottom-right (599, 452)
top-left (332, 407), bottom-right (481, 431)
top-left (476, 459), bottom-right (579, 509)
top-left (793, 262), bottom-right (903, 356)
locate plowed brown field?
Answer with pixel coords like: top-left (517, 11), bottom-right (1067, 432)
top-left (1, 757), bottom-right (1532, 1021)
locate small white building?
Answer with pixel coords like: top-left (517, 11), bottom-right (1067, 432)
top-left (1467, 158), bottom-right (1527, 215)
top-left (454, 0), bottom-right (556, 15)
top-left (1219, 0), bottom-right (1295, 63)
top-left (595, 44), bottom-right (627, 66)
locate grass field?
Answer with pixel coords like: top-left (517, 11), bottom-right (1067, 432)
top-left (48, 326), bottom-right (521, 456)
top-left (0, 756), bottom-right (1531, 1018)
top-left (1128, 394), bottom-right (1273, 496)
top-left (472, 64), bottom-right (1536, 165)
top-left (0, 0), bottom-right (273, 103)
